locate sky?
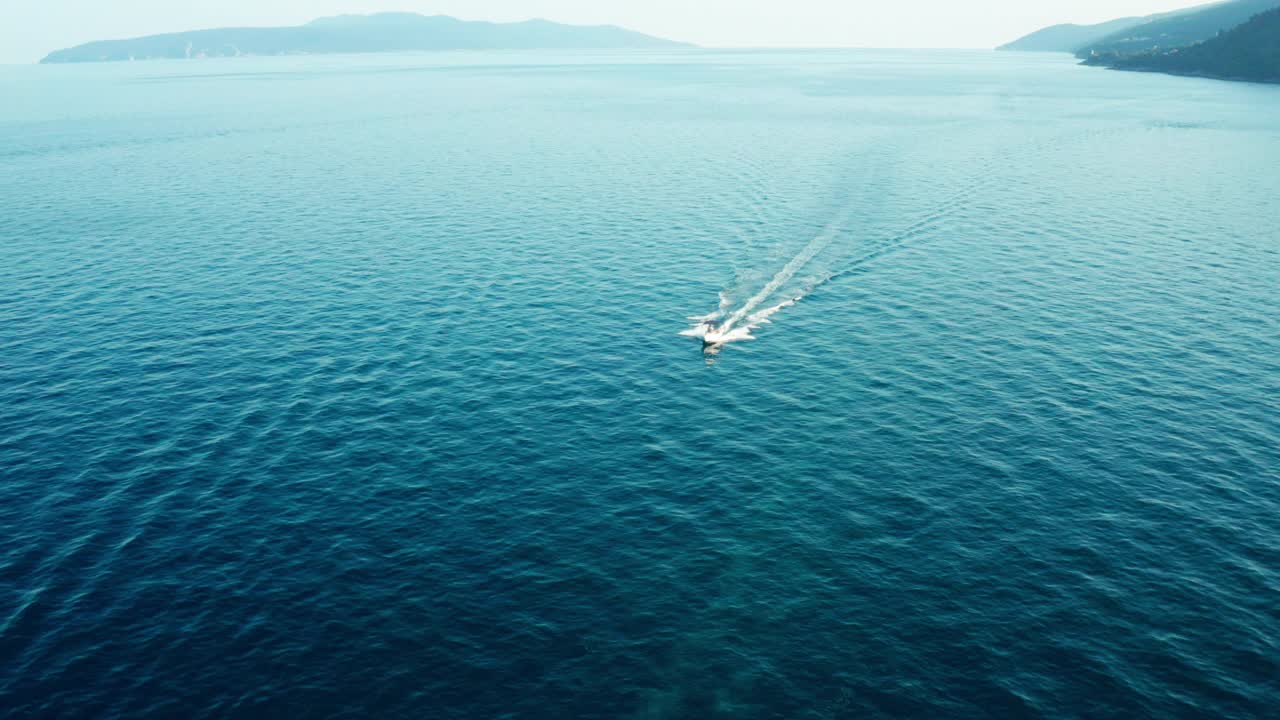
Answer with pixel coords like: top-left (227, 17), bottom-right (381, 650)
top-left (1, 0), bottom-right (1213, 64)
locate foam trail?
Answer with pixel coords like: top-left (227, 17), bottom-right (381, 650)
top-left (686, 130), bottom-right (1087, 351)
top-left (683, 206), bottom-right (852, 349)
top-left (684, 182), bottom-right (967, 349)
top-left (746, 173), bottom-right (998, 311)
top-left (722, 210), bottom-right (848, 333)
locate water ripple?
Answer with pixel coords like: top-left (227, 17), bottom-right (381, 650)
top-left (1, 49), bottom-right (1278, 720)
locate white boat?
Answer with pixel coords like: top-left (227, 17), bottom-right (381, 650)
top-left (700, 320), bottom-right (727, 347)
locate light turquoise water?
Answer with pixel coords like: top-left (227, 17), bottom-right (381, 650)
top-left (2, 50), bottom-right (1278, 719)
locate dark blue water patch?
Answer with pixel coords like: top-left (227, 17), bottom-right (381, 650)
top-left (1, 49), bottom-right (1279, 719)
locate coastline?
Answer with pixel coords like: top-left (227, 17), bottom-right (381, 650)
top-left (1086, 59), bottom-right (1280, 86)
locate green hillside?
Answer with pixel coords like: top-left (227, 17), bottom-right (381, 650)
top-left (1077, 0), bottom-right (1280, 59)
top-left (1107, 7), bottom-right (1280, 82)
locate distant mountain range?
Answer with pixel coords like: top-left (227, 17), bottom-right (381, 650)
top-left (1000, 0), bottom-right (1280, 83)
top-left (996, 7), bottom-right (1199, 53)
top-left (996, 17), bottom-right (1151, 53)
top-left (40, 13), bottom-right (690, 64)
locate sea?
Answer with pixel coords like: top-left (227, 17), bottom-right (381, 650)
top-left (1, 49), bottom-right (1278, 719)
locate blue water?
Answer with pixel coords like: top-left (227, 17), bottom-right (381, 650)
top-left (2, 49), bottom-right (1279, 719)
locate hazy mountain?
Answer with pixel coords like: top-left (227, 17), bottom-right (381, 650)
top-left (40, 13), bottom-right (691, 64)
top-left (998, 17), bottom-right (1150, 52)
top-left (1104, 7), bottom-right (1280, 82)
top-left (1076, 0), bottom-right (1280, 59)
top-left (998, 4), bottom-right (1211, 52)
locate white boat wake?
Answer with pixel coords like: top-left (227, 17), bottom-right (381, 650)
top-left (682, 211), bottom-right (849, 349)
top-left (684, 128), bottom-right (1088, 352)
top-left (683, 166), bottom-right (996, 351)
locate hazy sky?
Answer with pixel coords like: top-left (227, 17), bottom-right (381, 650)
top-left (2, 0), bottom-right (1211, 64)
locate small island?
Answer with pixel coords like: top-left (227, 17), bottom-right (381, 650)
top-left (40, 13), bottom-right (691, 64)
